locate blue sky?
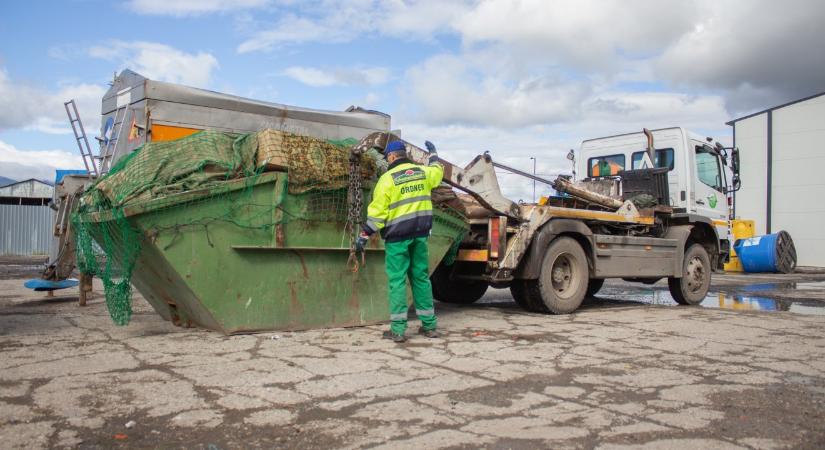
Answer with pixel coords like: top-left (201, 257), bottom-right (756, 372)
top-left (1, 0), bottom-right (823, 200)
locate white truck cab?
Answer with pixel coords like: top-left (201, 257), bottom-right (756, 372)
top-left (577, 127), bottom-right (736, 243)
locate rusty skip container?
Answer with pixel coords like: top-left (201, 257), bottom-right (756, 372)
top-left (81, 172), bottom-right (467, 334)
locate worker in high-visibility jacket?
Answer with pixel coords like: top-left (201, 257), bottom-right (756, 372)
top-left (356, 140), bottom-right (444, 343)
top-left (592, 158), bottom-right (622, 177)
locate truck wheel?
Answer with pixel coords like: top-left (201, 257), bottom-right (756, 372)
top-left (510, 280), bottom-right (547, 313)
top-left (431, 264), bottom-right (488, 304)
top-left (586, 278), bottom-right (605, 297)
top-left (532, 237), bottom-right (588, 314)
top-left (510, 281), bottom-right (530, 310)
top-left (668, 244), bottom-right (711, 305)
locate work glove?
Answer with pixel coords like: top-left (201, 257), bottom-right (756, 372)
top-left (424, 140), bottom-right (437, 154)
top-left (424, 140), bottom-right (439, 165)
top-left (355, 232), bottom-right (369, 253)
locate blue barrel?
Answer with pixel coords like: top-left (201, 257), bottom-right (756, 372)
top-left (733, 230), bottom-right (796, 273)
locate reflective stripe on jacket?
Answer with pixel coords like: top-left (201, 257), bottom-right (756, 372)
top-left (364, 157), bottom-right (444, 242)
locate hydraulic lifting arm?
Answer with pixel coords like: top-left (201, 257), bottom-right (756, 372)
top-left (351, 132), bottom-right (521, 220)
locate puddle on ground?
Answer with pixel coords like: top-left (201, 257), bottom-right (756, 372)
top-left (732, 281), bottom-right (825, 291)
top-left (794, 281), bottom-right (825, 289)
top-left (597, 288), bottom-right (825, 316)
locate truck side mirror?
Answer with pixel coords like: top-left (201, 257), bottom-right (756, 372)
top-left (731, 174), bottom-right (741, 192)
top-left (732, 148), bottom-right (740, 175)
top-left (715, 142), bottom-right (727, 159)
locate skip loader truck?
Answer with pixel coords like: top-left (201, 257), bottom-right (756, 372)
top-left (352, 126), bottom-right (740, 314)
top-left (47, 70), bottom-right (739, 329)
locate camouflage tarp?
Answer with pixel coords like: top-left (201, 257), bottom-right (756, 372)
top-left (257, 129), bottom-right (379, 194)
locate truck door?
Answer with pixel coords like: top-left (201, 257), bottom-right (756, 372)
top-left (692, 144), bottom-right (730, 238)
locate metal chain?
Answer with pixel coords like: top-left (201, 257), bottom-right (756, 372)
top-left (346, 148), bottom-right (365, 272)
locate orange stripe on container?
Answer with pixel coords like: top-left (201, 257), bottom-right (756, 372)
top-left (151, 124), bottom-right (201, 142)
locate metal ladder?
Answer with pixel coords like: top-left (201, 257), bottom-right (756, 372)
top-left (99, 105), bottom-right (130, 174)
top-left (63, 100), bottom-right (99, 178)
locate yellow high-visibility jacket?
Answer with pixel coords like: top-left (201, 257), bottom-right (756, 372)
top-left (364, 157), bottom-right (444, 242)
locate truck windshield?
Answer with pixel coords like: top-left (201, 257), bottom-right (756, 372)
top-left (588, 154), bottom-right (625, 177)
top-left (631, 148), bottom-right (674, 170)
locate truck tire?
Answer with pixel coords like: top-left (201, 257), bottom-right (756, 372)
top-left (510, 280), bottom-right (548, 313)
top-left (525, 237), bottom-right (588, 314)
top-left (586, 278), bottom-right (605, 297)
top-left (510, 281), bottom-right (529, 310)
top-left (668, 244), bottom-right (711, 305)
top-left (431, 264), bottom-right (488, 304)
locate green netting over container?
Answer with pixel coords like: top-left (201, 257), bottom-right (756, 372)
top-left (74, 130), bottom-right (377, 325)
top-left (72, 129), bottom-right (466, 330)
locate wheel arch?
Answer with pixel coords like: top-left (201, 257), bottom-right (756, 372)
top-left (514, 219), bottom-right (594, 280)
top-left (687, 222), bottom-right (720, 271)
top-left (664, 219), bottom-right (722, 276)
top-left (668, 214), bottom-right (723, 271)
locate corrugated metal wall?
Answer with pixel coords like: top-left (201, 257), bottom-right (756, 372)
top-left (0, 205), bottom-right (54, 256)
top-left (733, 94), bottom-right (825, 266)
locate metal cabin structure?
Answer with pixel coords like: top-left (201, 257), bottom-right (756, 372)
top-left (98, 69), bottom-right (391, 173)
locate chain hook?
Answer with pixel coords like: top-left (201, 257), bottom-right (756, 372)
top-left (345, 144), bottom-right (365, 272)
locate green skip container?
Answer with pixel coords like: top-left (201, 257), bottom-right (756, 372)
top-left (80, 172), bottom-right (468, 334)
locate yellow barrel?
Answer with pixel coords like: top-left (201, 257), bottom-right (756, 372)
top-left (724, 219), bottom-right (755, 272)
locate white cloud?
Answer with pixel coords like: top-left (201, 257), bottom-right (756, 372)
top-left (454, 0), bottom-right (697, 72)
top-left (0, 70), bottom-right (47, 131)
top-left (378, 0), bottom-right (471, 37)
top-left (404, 53), bottom-right (591, 127)
top-left (237, 0), bottom-right (472, 53)
top-left (0, 69), bottom-right (105, 135)
top-left (281, 67), bottom-right (335, 87)
top-left (236, 0), bottom-right (692, 68)
top-left (237, 0), bottom-right (824, 121)
top-left (655, 0), bottom-right (825, 114)
top-left (400, 49), bottom-right (729, 133)
top-left (449, 0), bottom-right (825, 116)
top-left (0, 140), bottom-right (85, 181)
top-left (127, 0), bottom-right (269, 16)
top-left (581, 92), bottom-right (730, 132)
top-left (88, 41), bottom-right (219, 88)
top-left (282, 66), bottom-right (390, 87)
top-left (238, 14), bottom-right (345, 53)
top-left (363, 92), bottom-right (380, 106)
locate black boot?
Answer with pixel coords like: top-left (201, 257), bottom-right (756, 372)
top-left (382, 330), bottom-right (407, 343)
top-left (418, 326), bottom-right (440, 338)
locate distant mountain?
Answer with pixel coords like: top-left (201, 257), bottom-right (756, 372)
top-left (0, 176), bottom-right (16, 187)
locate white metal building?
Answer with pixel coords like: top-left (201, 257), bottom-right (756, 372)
top-left (0, 179), bottom-right (53, 205)
top-left (727, 91), bottom-right (825, 267)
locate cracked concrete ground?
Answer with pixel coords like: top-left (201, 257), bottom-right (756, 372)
top-left (1, 274), bottom-right (824, 449)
